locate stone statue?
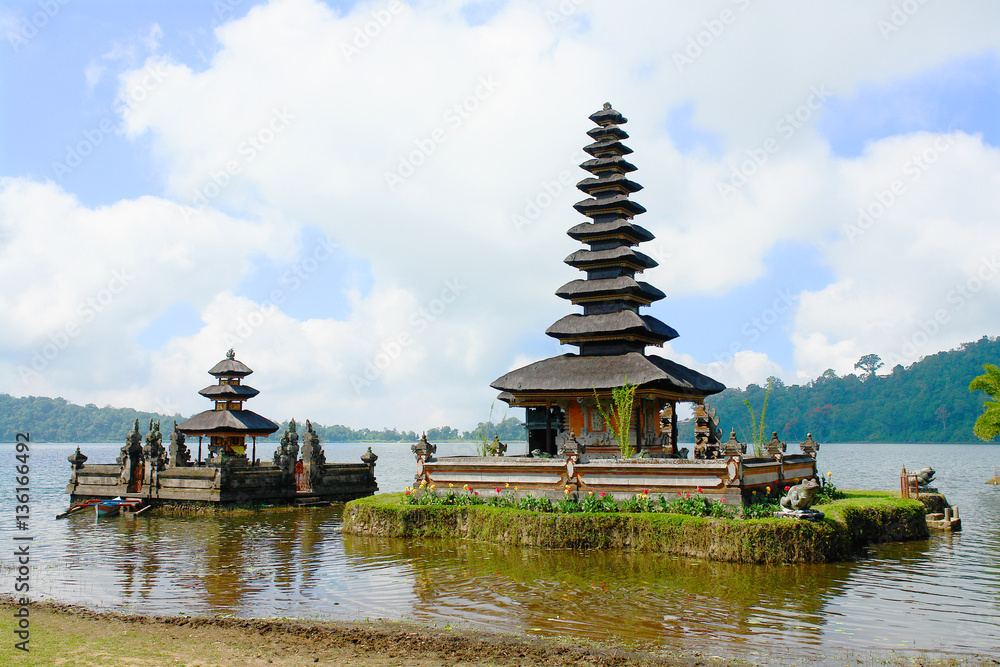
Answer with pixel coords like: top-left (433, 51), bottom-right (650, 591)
top-left (118, 419), bottom-right (144, 485)
top-left (273, 420), bottom-right (300, 475)
top-left (486, 435), bottom-right (507, 456)
top-left (781, 478), bottom-right (821, 510)
top-left (144, 419), bottom-right (166, 471)
top-left (915, 466), bottom-right (936, 487)
top-left (169, 422), bottom-right (191, 467)
top-left (301, 419), bottom-right (326, 489)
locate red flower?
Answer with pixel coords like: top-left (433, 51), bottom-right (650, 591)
top-left (677, 492), bottom-right (683, 497)
top-left (642, 488), bottom-right (649, 495)
top-left (599, 491), bottom-right (606, 498)
top-left (784, 485), bottom-right (791, 491)
top-left (474, 491), bottom-right (479, 496)
top-left (697, 487), bottom-right (702, 493)
top-left (495, 487), bottom-right (501, 494)
top-left (685, 493), bottom-right (691, 498)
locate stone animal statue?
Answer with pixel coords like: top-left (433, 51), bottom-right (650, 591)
top-left (781, 478), bottom-right (821, 510)
top-left (915, 466), bottom-right (936, 487)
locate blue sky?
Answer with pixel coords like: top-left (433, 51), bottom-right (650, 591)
top-left (2, 0), bottom-right (999, 430)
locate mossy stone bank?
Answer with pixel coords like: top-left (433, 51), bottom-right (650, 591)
top-left (342, 490), bottom-right (937, 564)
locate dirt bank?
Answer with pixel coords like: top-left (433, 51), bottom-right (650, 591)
top-left (0, 600), bottom-right (718, 667)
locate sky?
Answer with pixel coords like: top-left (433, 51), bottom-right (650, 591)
top-left (1, 0), bottom-right (999, 433)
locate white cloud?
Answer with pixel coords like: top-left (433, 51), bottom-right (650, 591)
top-left (4, 0), bottom-right (1000, 430)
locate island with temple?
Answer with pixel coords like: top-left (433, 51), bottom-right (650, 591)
top-left (65, 350), bottom-right (378, 509)
top-left (342, 104), bottom-right (943, 563)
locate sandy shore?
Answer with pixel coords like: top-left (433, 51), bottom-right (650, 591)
top-left (1, 600), bottom-right (719, 666)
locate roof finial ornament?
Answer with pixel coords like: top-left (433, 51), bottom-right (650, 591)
top-left (603, 102), bottom-right (611, 110)
top-left (226, 348), bottom-right (235, 360)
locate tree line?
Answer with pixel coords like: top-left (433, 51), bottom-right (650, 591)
top-left (697, 335), bottom-right (1000, 444)
top-left (0, 393), bottom-right (526, 444)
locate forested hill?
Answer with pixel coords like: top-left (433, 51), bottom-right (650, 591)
top-left (701, 336), bottom-right (1000, 444)
top-left (0, 393), bottom-right (525, 444)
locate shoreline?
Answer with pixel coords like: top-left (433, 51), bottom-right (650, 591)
top-left (2, 599), bottom-right (991, 666)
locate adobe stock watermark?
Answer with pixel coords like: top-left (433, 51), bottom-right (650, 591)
top-left (51, 61), bottom-right (168, 180)
top-left (545, 0), bottom-right (587, 29)
top-left (673, 0), bottom-right (753, 73)
top-left (878, 0), bottom-right (932, 41)
top-left (350, 278), bottom-right (468, 393)
top-left (6, 0), bottom-right (70, 53)
top-left (712, 289), bottom-right (797, 370)
top-left (17, 268), bottom-right (135, 384)
top-left (340, 0), bottom-right (404, 62)
top-left (885, 254), bottom-right (999, 367)
top-left (178, 107), bottom-right (295, 221)
top-left (224, 235), bottom-right (338, 346)
top-left (511, 149), bottom-right (587, 233)
top-left (384, 76), bottom-right (501, 191)
top-left (843, 134), bottom-right (956, 242)
top-left (717, 84), bottom-right (831, 201)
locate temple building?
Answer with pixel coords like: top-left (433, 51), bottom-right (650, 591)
top-left (491, 104), bottom-right (725, 457)
top-left (177, 349), bottom-right (280, 464)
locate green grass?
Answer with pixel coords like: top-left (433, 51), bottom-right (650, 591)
top-left (344, 490), bottom-right (930, 564)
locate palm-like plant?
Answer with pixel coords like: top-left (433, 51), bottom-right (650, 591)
top-left (594, 376), bottom-right (637, 459)
top-left (969, 363), bottom-right (1000, 441)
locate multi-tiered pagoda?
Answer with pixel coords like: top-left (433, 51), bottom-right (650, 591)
top-left (178, 349), bottom-right (280, 463)
top-left (492, 104), bottom-right (725, 457)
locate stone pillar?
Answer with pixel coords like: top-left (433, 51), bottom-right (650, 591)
top-left (300, 420), bottom-right (326, 492)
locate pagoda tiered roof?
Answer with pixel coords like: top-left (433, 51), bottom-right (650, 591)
top-left (492, 103), bottom-right (723, 402)
top-left (178, 350), bottom-right (279, 438)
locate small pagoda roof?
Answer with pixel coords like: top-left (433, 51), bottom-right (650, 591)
top-left (177, 409), bottom-right (279, 436)
top-left (546, 311), bottom-right (678, 344)
top-left (198, 384), bottom-right (261, 400)
top-left (583, 138), bottom-right (634, 158)
top-left (208, 356), bottom-right (253, 377)
top-left (555, 277), bottom-right (665, 304)
top-left (587, 124), bottom-right (628, 141)
top-left (580, 155), bottom-right (637, 174)
top-left (589, 104), bottom-right (627, 126)
top-left (576, 173), bottom-right (643, 196)
top-left (491, 352), bottom-right (724, 399)
top-left (573, 195), bottom-right (647, 218)
top-left (564, 246), bottom-right (658, 272)
top-left (567, 219), bottom-right (654, 244)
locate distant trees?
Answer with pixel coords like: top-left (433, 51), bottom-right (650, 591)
top-left (854, 354), bottom-right (884, 381)
top-left (693, 336), bottom-right (1000, 444)
top-left (0, 393), bottom-right (526, 444)
top-left (969, 363), bottom-right (1000, 442)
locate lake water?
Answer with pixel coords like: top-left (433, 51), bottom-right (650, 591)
top-left (2, 440), bottom-right (999, 664)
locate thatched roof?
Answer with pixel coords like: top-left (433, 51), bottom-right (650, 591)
top-left (583, 138), bottom-right (633, 157)
top-left (589, 105), bottom-right (627, 125)
top-left (546, 311), bottom-right (677, 343)
top-left (555, 277), bottom-right (665, 304)
top-left (566, 219), bottom-right (653, 244)
top-left (586, 124), bottom-right (628, 141)
top-left (573, 194), bottom-right (647, 218)
top-left (198, 384), bottom-right (260, 400)
top-left (491, 352), bottom-right (725, 398)
top-left (564, 246), bottom-right (657, 271)
top-left (576, 174), bottom-right (643, 196)
top-left (177, 409), bottom-right (279, 436)
top-left (580, 155), bottom-right (637, 174)
top-left (208, 357), bottom-right (253, 377)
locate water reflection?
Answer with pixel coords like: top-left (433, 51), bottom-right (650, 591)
top-left (3, 442), bottom-right (1000, 661)
top-left (341, 533), bottom-right (868, 655)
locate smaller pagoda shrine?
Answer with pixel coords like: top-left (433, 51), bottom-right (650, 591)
top-left (177, 349), bottom-right (279, 464)
top-left (65, 351), bottom-right (378, 506)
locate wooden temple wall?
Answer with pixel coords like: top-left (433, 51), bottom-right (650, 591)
top-left (417, 454), bottom-right (818, 504)
top-left (68, 460), bottom-right (378, 505)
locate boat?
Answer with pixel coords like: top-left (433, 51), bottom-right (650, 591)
top-left (91, 497), bottom-right (145, 518)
